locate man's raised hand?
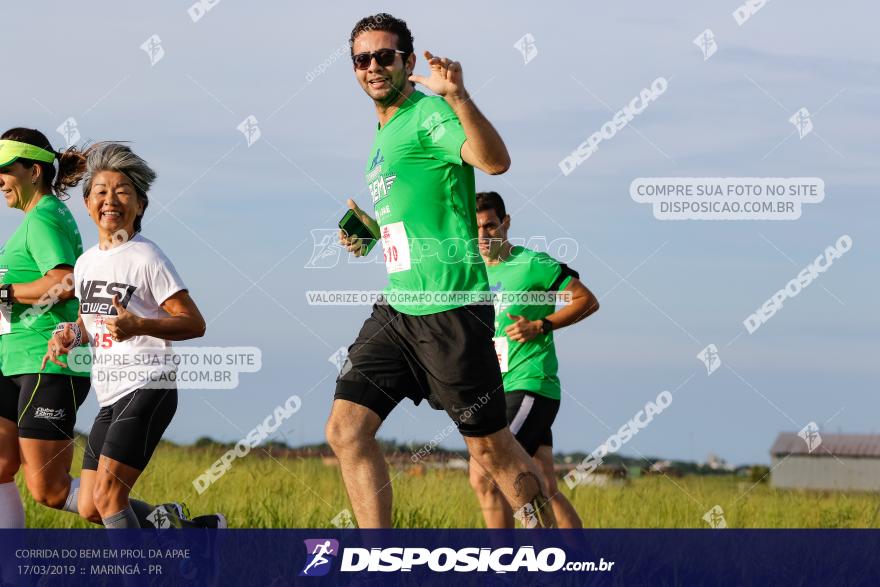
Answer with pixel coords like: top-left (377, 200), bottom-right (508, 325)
top-left (409, 51), bottom-right (467, 101)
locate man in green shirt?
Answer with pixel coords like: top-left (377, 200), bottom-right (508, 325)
top-left (468, 191), bottom-right (600, 528)
top-left (327, 13), bottom-right (557, 528)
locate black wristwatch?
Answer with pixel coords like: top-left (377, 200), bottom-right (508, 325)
top-left (540, 318), bottom-right (554, 335)
top-left (0, 284), bottom-right (12, 308)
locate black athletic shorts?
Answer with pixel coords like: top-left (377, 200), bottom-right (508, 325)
top-left (506, 390), bottom-right (560, 456)
top-left (82, 387), bottom-right (177, 471)
top-left (334, 300), bottom-right (507, 437)
top-left (0, 374), bottom-right (90, 440)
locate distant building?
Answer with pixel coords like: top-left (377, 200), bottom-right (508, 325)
top-left (645, 460), bottom-right (682, 477)
top-left (705, 453), bottom-right (734, 471)
top-left (573, 464), bottom-right (628, 488)
top-left (770, 432), bottom-right (880, 492)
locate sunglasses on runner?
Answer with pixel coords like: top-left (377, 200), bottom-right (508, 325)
top-left (352, 49), bottom-right (406, 70)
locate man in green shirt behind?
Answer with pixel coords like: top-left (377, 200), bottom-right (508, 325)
top-left (327, 13), bottom-right (557, 528)
top-left (468, 191), bottom-right (600, 528)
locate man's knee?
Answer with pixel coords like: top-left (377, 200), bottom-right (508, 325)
top-left (468, 464), bottom-right (498, 496)
top-left (326, 404), bottom-right (379, 455)
top-left (326, 424), bottom-right (353, 454)
top-left (467, 429), bottom-right (518, 471)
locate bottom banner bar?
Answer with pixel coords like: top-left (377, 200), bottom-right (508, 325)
top-left (0, 529), bottom-right (876, 585)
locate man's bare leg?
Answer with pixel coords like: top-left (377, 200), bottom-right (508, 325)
top-left (468, 457), bottom-right (513, 528)
top-left (465, 428), bottom-right (556, 528)
top-left (325, 399), bottom-right (392, 528)
top-left (533, 445), bottom-right (582, 528)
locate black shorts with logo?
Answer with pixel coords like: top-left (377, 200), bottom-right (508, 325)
top-left (0, 374), bottom-right (90, 440)
top-left (82, 387), bottom-right (177, 471)
top-left (506, 390), bottom-right (560, 456)
top-left (334, 301), bottom-right (508, 437)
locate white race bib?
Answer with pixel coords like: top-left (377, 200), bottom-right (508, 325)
top-left (0, 305), bottom-right (10, 336)
top-left (493, 336), bottom-right (509, 373)
top-left (380, 221), bottom-right (411, 274)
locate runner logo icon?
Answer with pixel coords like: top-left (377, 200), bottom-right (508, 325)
top-left (300, 539), bottom-right (339, 576)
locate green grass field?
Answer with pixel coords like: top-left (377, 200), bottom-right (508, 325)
top-left (21, 443), bottom-right (879, 529)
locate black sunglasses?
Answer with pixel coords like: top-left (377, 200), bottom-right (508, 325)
top-left (352, 49), bottom-right (406, 70)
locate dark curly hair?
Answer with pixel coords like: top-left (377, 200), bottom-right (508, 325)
top-left (1, 127), bottom-right (86, 199)
top-left (349, 13), bottom-right (414, 58)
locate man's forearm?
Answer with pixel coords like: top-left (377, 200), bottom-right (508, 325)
top-left (545, 296), bottom-right (599, 330)
top-left (446, 92), bottom-right (510, 174)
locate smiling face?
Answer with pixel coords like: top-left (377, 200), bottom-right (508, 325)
top-left (0, 160), bottom-right (40, 211)
top-left (352, 30), bottom-right (414, 107)
top-left (85, 170), bottom-right (144, 242)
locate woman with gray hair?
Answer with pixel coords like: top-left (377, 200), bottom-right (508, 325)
top-left (43, 142), bottom-right (225, 528)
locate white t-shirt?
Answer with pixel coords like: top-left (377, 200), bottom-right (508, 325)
top-left (74, 234), bottom-right (187, 406)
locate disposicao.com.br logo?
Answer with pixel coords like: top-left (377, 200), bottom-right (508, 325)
top-left (299, 539), bottom-right (615, 575)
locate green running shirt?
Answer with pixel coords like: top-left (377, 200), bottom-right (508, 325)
top-left (365, 90), bottom-right (488, 316)
top-left (0, 196), bottom-right (85, 377)
top-left (487, 246), bottom-right (577, 400)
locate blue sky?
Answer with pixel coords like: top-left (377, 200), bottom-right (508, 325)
top-left (2, 1), bottom-right (878, 465)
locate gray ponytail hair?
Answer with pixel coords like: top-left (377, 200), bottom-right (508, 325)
top-left (82, 143), bottom-right (156, 233)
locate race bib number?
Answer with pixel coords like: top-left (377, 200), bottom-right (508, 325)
top-left (380, 221), bottom-right (411, 274)
top-left (493, 336), bottom-right (509, 373)
top-left (0, 306), bottom-right (10, 336)
top-left (91, 314), bottom-right (114, 349)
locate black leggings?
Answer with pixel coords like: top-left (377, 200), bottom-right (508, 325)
top-left (82, 387), bottom-right (177, 471)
